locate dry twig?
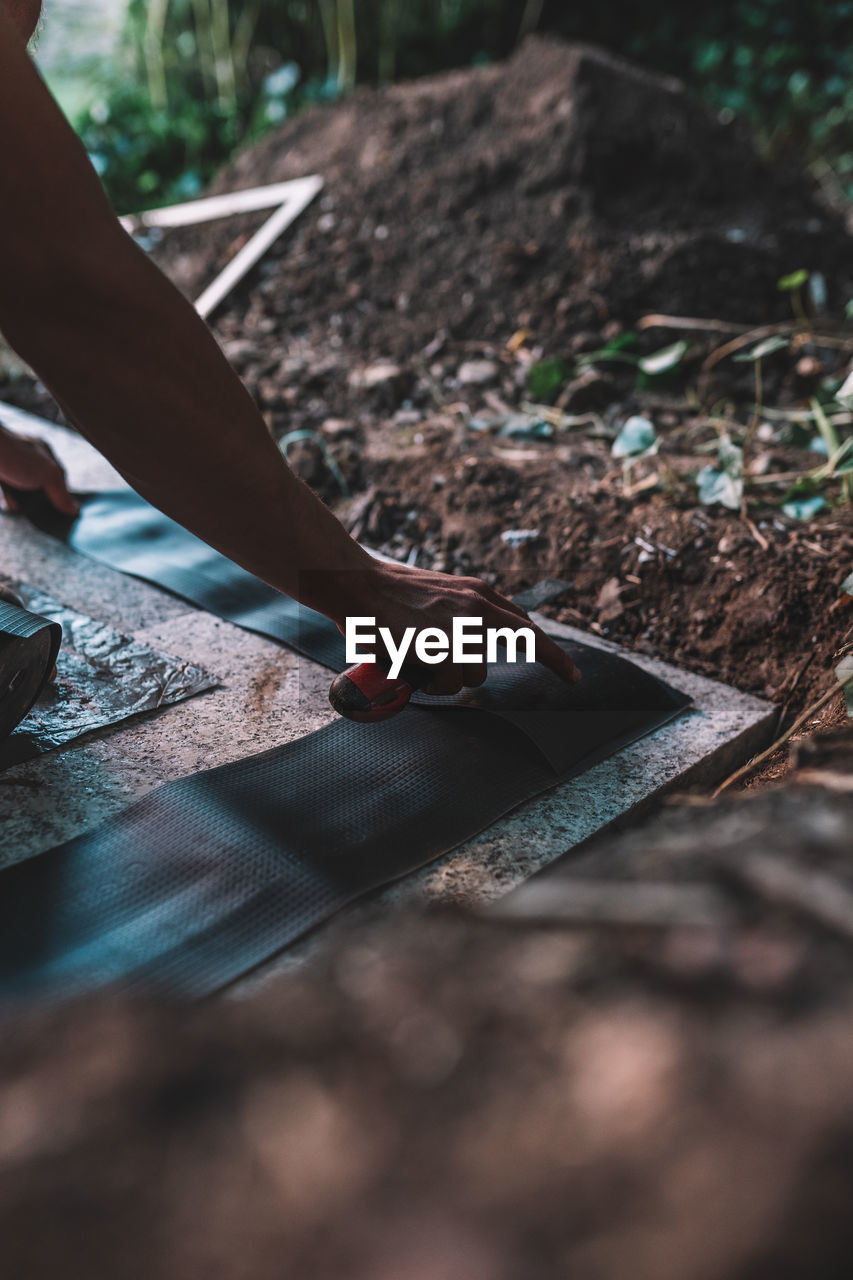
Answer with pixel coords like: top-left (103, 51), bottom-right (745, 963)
top-left (713, 672), bottom-right (853, 797)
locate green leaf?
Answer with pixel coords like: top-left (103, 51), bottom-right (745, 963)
top-left (836, 370), bottom-right (853, 411)
top-left (601, 332), bottom-right (638, 354)
top-left (576, 349), bottom-right (638, 369)
top-left (733, 335), bottom-right (790, 362)
top-left (840, 571), bottom-right (853, 597)
top-left (497, 415), bottom-right (553, 440)
top-left (777, 268), bottom-right (809, 291)
top-left (783, 494), bottom-right (827, 520)
top-left (835, 655), bottom-right (853, 718)
top-left (717, 435), bottom-right (743, 477)
top-left (697, 435), bottom-right (743, 509)
top-left (697, 467), bottom-right (741, 509)
top-left (526, 358), bottom-right (569, 404)
top-left (612, 415), bottom-right (657, 459)
top-left (638, 340), bottom-right (689, 376)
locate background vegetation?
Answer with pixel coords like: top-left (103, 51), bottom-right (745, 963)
top-left (49, 0), bottom-right (853, 215)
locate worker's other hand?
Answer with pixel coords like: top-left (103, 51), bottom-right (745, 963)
top-left (334, 561), bottom-right (581, 696)
top-left (0, 424), bottom-right (79, 517)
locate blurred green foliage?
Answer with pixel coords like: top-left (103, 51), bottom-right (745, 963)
top-left (72, 0), bottom-right (853, 214)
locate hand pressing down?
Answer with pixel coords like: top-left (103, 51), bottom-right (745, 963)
top-left (326, 561), bottom-right (582, 696)
top-left (0, 423), bottom-right (79, 517)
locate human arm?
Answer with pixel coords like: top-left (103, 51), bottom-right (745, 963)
top-left (0, 16), bottom-right (579, 692)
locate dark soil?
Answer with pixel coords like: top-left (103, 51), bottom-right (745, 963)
top-left (155, 37), bottom-right (853, 727)
top-left (157, 37), bottom-right (853, 345)
top-left (3, 36), bottom-right (853, 738)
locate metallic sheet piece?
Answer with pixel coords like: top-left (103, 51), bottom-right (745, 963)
top-left (0, 582), bottom-right (218, 770)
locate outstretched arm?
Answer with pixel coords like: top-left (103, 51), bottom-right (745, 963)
top-left (0, 15), bottom-right (579, 693)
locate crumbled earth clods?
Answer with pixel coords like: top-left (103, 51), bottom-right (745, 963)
top-left (3, 36), bottom-right (853, 722)
top-left (156, 36), bottom-right (853, 721)
top-left (158, 37), bottom-right (853, 344)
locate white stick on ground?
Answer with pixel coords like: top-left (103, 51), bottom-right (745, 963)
top-left (194, 177), bottom-right (324, 320)
top-left (118, 177), bottom-right (323, 230)
top-left (117, 175), bottom-right (324, 321)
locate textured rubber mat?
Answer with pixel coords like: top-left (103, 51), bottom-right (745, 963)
top-left (18, 488), bottom-right (348, 668)
top-left (0, 488), bottom-right (692, 1000)
top-left (0, 669), bottom-right (687, 1000)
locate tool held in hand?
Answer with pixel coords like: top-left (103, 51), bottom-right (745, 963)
top-left (0, 595), bottom-right (62, 742)
top-left (328, 657), bottom-right (429, 723)
top-left (329, 578), bottom-right (572, 723)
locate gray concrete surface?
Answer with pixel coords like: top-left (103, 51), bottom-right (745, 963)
top-left (0, 405), bottom-right (776, 969)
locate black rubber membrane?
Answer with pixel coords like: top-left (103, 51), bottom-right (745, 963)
top-left (0, 600), bottom-right (60, 742)
top-left (0, 490), bottom-right (692, 1000)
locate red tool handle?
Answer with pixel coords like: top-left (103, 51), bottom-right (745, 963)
top-left (328, 661), bottom-right (427, 723)
top-left (327, 580), bottom-right (572, 725)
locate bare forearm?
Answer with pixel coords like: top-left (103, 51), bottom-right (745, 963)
top-left (0, 17), bottom-right (582, 694)
top-left (0, 233), bottom-right (371, 614)
top-left (0, 15), bottom-right (369, 618)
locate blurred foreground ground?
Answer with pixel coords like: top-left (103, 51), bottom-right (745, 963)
top-left (2, 39), bottom-right (853, 1273)
top-left (2, 727), bottom-right (853, 1279)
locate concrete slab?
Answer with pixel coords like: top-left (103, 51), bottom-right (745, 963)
top-left (240, 624), bottom-right (776, 990)
top-left (0, 405), bottom-right (776, 974)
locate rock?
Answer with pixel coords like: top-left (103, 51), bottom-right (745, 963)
top-left (320, 418), bottom-right (357, 441)
top-left (500, 529), bottom-right (540, 548)
top-left (457, 359), bottom-right (499, 387)
top-left (597, 576), bottom-right (625, 623)
top-left (560, 368), bottom-right (618, 413)
top-left (347, 361), bottom-right (412, 407)
top-left (220, 338), bottom-right (257, 366)
top-left (356, 361), bottom-right (403, 389)
top-left (795, 355), bottom-right (823, 380)
top-left (569, 331), bottom-right (603, 355)
top-left (393, 408), bottom-right (422, 426)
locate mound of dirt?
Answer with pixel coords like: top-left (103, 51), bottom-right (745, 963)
top-left (147, 36), bottom-right (848, 731)
top-left (157, 36), bottom-right (853, 351)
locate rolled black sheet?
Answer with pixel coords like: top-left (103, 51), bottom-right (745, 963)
top-left (0, 489), bottom-right (692, 999)
top-left (0, 583), bottom-right (216, 770)
top-left (0, 600), bottom-right (61, 742)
